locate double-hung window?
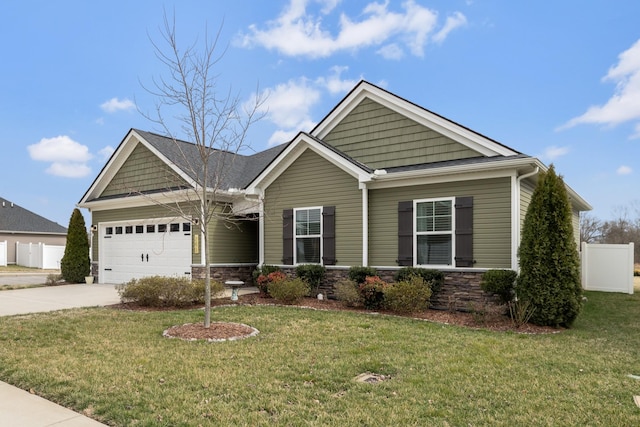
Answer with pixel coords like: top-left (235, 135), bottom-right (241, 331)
top-left (295, 207), bottom-right (322, 264)
top-left (415, 198), bottom-right (454, 266)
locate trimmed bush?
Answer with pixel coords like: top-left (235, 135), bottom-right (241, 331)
top-left (295, 264), bottom-right (326, 295)
top-left (481, 269), bottom-right (518, 304)
top-left (117, 275), bottom-right (223, 307)
top-left (256, 271), bottom-right (287, 296)
top-left (252, 265), bottom-right (281, 283)
top-left (394, 267), bottom-right (444, 293)
top-left (334, 279), bottom-right (363, 307)
top-left (348, 266), bottom-right (377, 284)
top-left (359, 276), bottom-right (389, 310)
top-left (268, 278), bottom-right (310, 304)
top-left (60, 208), bottom-right (90, 283)
top-left (383, 275), bottom-right (432, 314)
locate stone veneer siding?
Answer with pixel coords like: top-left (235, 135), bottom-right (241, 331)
top-left (191, 265), bottom-right (258, 287)
top-left (277, 267), bottom-right (497, 312)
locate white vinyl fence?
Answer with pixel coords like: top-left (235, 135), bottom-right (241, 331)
top-left (0, 240), bottom-right (6, 266)
top-left (581, 242), bottom-right (634, 294)
top-left (15, 242), bottom-right (65, 270)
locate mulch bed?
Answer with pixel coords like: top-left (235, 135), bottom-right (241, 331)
top-left (111, 293), bottom-right (561, 340)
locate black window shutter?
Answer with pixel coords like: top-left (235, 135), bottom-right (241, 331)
top-left (455, 197), bottom-right (474, 267)
top-left (282, 209), bottom-right (294, 265)
top-left (397, 201), bottom-right (413, 266)
top-left (322, 206), bottom-right (336, 265)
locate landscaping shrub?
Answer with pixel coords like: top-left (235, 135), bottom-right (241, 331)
top-left (117, 276), bottom-right (223, 307)
top-left (518, 165), bottom-right (583, 327)
top-left (60, 208), bottom-right (90, 283)
top-left (358, 276), bottom-right (389, 310)
top-left (256, 271), bottom-right (287, 296)
top-left (394, 267), bottom-right (444, 293)
top-left (348, 266), bottom-right (377, 284)
top-left (295, 264), bottom-right (326, 295)
top-left (480, 269), bottom-right (518, 304)
top-left (334, 279), bottom-right (363, 307)
top-left (383, 275), bottom-right (432, 314)
top-left (252, 264), bottom-right (281, 283)
top-left (268, 278), bottom-right (310, 304)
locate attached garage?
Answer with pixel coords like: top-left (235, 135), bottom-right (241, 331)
top-left (99, 218), bottom-right (192, 284)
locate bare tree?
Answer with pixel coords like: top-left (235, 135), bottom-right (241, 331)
top-left (141, 13), bottom-right (265, 327)
top-left (579, 212), bottom-right (602, 243)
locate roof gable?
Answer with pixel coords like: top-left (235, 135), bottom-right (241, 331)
top-left (323, 97), bottom-right (482, 169)
top-left (0, 197), bottom-right (67, 234)
top-left (312, 81), bottom-right (519, 159)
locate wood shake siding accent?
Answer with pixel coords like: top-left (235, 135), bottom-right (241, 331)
top-left (323, 98), bottom-right (481, 169)
top-left (91, 204), bottom-right (197, 263)
top-left (263, 149), bottom-right (362, 265)
top-left (101, 142), bottom-right (188, 197)
top-left (369, 177), bottom-right (512, 268)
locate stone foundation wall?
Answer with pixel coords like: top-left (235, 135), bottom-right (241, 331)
top-left (191, 265), bottom-right (257, 286)
top-left (278, 267), bottom-right (495, 311)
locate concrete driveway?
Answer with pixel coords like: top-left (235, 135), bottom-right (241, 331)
top-left (0, 284), bottom-right (120, 316)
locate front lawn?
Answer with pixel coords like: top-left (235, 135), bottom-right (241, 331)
top-left (0, 291), bottom-right (639, 426)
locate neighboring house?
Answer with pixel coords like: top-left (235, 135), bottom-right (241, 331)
top-left (78, 81), bottom-right (590, 307)
top-left (0, 197), bottom-right (67, 265)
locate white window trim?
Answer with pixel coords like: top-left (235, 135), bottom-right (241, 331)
top-left (294, 206), bottom-right (323, 265)
top-left (413, 197), bottom-right (455, 268)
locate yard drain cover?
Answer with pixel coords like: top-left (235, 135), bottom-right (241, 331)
top-left (354, 373), bottom-right (389, 384)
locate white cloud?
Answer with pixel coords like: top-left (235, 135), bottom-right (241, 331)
top-left (99, 145), bottom-right (115, 161)
top-left (239, 0), bottom-right (465, 59)
top-left (46, 162), bottom-right (92, 178)
top-left (315, 66), bottom-right (358, 94)
top-left (617, 165), bottom-right (633, 175)
top-left (560, 38), bottom-right (640, 137)
top-left (432, 12), bottom-right (467, 44)
top-left (100, 97), bottom-right (135, 113)
top-left (539, 145), bottom-right (570, 161)
top-left (377, 43), bottom-right (404, 60)
top-left (28, 136), bottom-right (93, 178)
top-left (255, 68), bottom-right (363, 146)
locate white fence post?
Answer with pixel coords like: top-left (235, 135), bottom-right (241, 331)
top-left (0, 240), bottom-right (6, 266)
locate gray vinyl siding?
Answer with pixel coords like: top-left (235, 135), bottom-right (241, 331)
top-left (572, 207), bottom-right (580, 250)
top-left (323, 98), bottom-right (481, 169)
top-left (263, 148), bottom-right (362, 265)
top-left (368, 177), bottom-right (512, 268)
top-left (101, 142), bottom-right (188, 197)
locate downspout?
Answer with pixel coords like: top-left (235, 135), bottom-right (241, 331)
top-left (257, 189), bottom-right (265, 267)
top-left (513, 167), bottom-right (539, 271)
top-left (360, 182), bottom-right (368, 266)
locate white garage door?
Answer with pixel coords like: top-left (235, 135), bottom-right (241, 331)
top-left (100, 218), bottom-right (193, 284)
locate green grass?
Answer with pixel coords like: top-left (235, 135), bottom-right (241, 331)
top-left (0, 291), bottom-right (639, 426)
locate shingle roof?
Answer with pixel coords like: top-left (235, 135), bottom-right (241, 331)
top-left (134, 129), bottom-right (288, 190)
top-left (0, 197), bottom-right (67, 234)
top-left (383, 153), bottom-right (532, 173)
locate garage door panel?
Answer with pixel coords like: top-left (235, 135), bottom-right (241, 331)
top-left (100, 219), bottom-right (192, 284)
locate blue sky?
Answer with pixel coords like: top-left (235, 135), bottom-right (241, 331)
top-left (1, 0), bottom-right (639, 227)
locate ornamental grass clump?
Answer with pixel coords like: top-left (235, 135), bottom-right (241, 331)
top-left (334, 279), bottom-right (363, 307)
top-left (268, 278), bottom-right (310, 304)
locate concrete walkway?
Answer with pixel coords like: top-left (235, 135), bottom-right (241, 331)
top-left (0, 282), bottom-right (257, 426)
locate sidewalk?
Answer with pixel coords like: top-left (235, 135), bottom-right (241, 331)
top-left (0, 382), bottom-right (108, 426)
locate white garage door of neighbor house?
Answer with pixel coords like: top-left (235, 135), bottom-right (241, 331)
top-left (100, 218), bottom-right (193, 284)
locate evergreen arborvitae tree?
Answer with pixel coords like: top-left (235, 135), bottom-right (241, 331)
top-left (60, 208), bottom-right (91, 283)
top-left (518, 165), bottom-right (583, 327)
